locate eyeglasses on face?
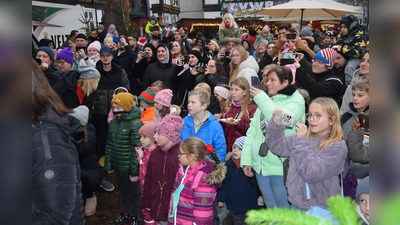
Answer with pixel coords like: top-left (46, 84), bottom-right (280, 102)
top-left (305, 113), bottom-right (330, 121)
top-left (177, 151), bottom-right (187, 157)
top-left (56, 60), bottom-right (67, 65)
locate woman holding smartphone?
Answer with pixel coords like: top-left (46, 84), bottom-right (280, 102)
top-left (241, 66), bottom-right (305, 209)
top-left (132, 43), bottom-right (157, 91)
top-left (171, 40), bottom-right (188, 65)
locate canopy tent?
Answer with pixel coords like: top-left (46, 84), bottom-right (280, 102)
top-left (253, 0), bottom-right (362, 29)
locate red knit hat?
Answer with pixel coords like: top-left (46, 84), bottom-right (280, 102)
top-left (138, 87), bottom-right (156, 106)
top-left (138, 120), bottom-right (157, 141)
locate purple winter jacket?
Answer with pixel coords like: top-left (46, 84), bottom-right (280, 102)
top-left (265, 119), bottom-right (347, 209)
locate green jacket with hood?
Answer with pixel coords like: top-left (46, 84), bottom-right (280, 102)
top-left (104, 106), bottom-right (143, 176)
top-left (241, 85), bottom-right (305, 176)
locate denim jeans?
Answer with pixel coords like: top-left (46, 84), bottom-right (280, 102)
top-left (255, 174), bottom-right (290, 209)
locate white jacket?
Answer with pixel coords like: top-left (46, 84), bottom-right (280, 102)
top-left (339, 69), bottom-right (367, 116)
top-left (236, 56), bottom-right (259, 85)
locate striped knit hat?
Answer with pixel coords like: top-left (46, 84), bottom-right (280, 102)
top-left (138, 87), bottom-right (156, 106)
top-left (313, 48), bottom-right (337, 69)
top-left (233, 136), bottom-right (246, 150)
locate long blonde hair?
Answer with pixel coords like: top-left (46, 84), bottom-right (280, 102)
top-left (219, 13), bottom-right (238, 30)
top-left (307, 97), bottom-right (344, 150)
top-left (222, 77), bottom-right (252, 120)
top-left (77, 78), bottom-right (100, 96)
top-left (229, 45), bottom-right (248, 83)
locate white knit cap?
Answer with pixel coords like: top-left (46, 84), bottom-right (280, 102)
top-left (69, 105), bottom-right (89, 126)
top-left (233, 136), bottom-right (246, 150)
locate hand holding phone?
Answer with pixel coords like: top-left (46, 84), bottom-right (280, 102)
top-left (273, 111), bottom-right (294, 127)
top-left (251, 76), bottom-right (259, 88)
top-left (286, 33), bottom-right (296, 40)
top-left (113, 36), bottom-right (121, 43)
top-left (358, 114), bottom-right (369, 129)
top-left (224, 50), bottom-right (230, 57)
top-left (35, 58), bottom-right (42, 65)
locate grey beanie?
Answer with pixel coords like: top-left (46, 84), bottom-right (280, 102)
top-left (97, 24), bottom-right (105, 30)
top-left (300, 26), bottom-right (313, 37)
top-left (233, 136), bottom-right (246, 150)
top-left (70, 105), bottom-right (89, 126)
top-left (78, 65), bottom-right (100, 79)
top-left (35, 46), bottom-right (55, 62)
top-left (356, 176), bottom-right (369, 201)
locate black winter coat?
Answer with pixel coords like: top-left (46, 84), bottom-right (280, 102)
top-left (112, 45), bottom-right (137, 80)
top-left (44, 65), bottom-right (63, 87)
top-left (196, 73), bottom-right (229, 92)
top-left (172, 66), bottom-right (198, 111)
top-left (295, 67), bottom-right (343, 107)
top-left (94, 60), bottom-right (130, 115)
top-left (52, 70), bottom-right (99, 114)
top-left (32, 109), bottom-right (85, 225)
top-left (142, 58), bottom-right (176, 90)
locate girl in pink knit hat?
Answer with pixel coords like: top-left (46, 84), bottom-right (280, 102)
top-left (153, 89), bottom-right (173, 122)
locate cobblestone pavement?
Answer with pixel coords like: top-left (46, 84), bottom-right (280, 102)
top-left (86, 172), bottom-right (122, 225)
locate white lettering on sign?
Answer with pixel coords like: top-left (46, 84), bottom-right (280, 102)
top-left (222, 1), bottom-right (282, 17)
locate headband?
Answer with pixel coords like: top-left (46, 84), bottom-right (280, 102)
top-left (214, 86), bottom-right (230, 100)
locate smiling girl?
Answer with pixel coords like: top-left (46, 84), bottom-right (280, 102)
top-left (265, 97), bottom-right (347, 210)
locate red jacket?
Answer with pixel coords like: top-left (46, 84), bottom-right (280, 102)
top-left (221, 101), bottom-right (257, 153)
top-left (142, 142), bottom-right (180, 221)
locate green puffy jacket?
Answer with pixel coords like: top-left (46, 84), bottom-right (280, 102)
top-left (241, 86), bottom-right (305, 176)
top-left (105, 106), bottom-right (143, 176)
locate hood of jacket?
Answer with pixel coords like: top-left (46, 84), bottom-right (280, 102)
top-left (156, 44), bottom-right (173, 68)
top-left (350, 68), bottom-right (367, 86)
top-left (238, 55), bottom-right (259, 73)
top-left (183, 111), bottom-right (217, 128)
top-left (202, 159), bottom-right (227, 185)
top-left (39, 108), bottom-right (83, 149)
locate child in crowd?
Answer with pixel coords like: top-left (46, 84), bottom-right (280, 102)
top-left (355, 176), bottom-right (369, 225)
top-left (217, 136), bottom-right (258, 225)
top-left (153, 89), bottom-right (173, 122)
top-left (168, 137), bottom-right (226, 225)
top-left (142, 114), bottom-right (184, 225)
top-left (265, 97), bottom-right (347, 210)
top-left (108, 87), bottom-right (137, 124)
top-left (145, 15), bottom-right (162, 35)
top-left (194, 83), bottom-right (221, 115)
top-left (136, 121), bottom-right (158, 225)
top-left (213, 84), bottom-right (231, 115)
top-left (104, 92), bottom-right (144, 225)
top-left (341, 79), bottom-right (369, 139)
top-left (170, 105), bottom-right (182, 116)
top-left (151, 80), bottom-right (166, 94)
top-left (180, 88), bottom-right (227, 162)
top-left (219, 77), bottom-right (257, 153)
top-left (138, 87), bottom-right (156, 123)
top-left (103, 37), bottom-right (114, 49)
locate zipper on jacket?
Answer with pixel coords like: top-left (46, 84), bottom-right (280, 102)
top-left (156, 151), bottom-right (168, 219)
top-left (113, 121), bottom-right (121, 172)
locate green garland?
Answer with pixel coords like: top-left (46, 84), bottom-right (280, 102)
top-left (245, 196), bottom-right (361, 225)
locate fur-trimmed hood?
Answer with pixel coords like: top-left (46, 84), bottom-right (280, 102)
top-left (203, 159), bottom-right (227, 185)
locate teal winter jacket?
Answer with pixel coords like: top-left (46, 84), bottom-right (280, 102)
top-left (241, 86), bottom-right (305, 176)
top-left (105, 106), bottom-right (143, 176)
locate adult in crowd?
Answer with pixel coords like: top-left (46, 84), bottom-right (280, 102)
top-left (52, 65), bottom-right (100, 113)
top-left (241, 66), bottom-right (305, 209)
top-left (340, 50), bottom-right (369, 116)
top-left (294, 48), bottom-right (344, 107)
top-left (253, 40), bottom-right (269, 62)
top-left (171, 40), bottom-right (188, 65)
top-left (32, 60), bottom-right (85, 225)
top-left (147, 26), bottom-right (163, 46)
top-left (173, 30), bottom-right (192, 53)
top-left (63, 29), bottom-right (79, 47)
top-left (88, 28), bottom-right (98, 45)
top-left (332, 45), bottom-right (350, 90)
top-left (35, 46), bottom-right (60, 86)
top-left (229, 45), bottom-right (259, 85)
top-left (131, 43), bottom-right (157, 96)
top-left (206, 39), bottom-right (220, 58)
top-left (218, 77), bottom-right (257, 153)
top-left (68, 37), bottom-right (77, 53)
top-left (333, 15), bottom-right (368, 86)
top-left (112, 35), bottom-right (138, 93)
top-left (218, 13), bottom-right (241, 46)
top-left (74, 33), bottom-right (89, 59)
top-left (56, 47), bottom-right (77, 71)
top-left (173, 50), bottom-right (204, 115)
top-left (142, 44), bottom-right (176, 90)
top-left (93, 46), bottom-right (130, 175)
top-left (300, 26), bottom-right (321, 53)
top-left (242, 39), bottom-right (254, 56)
top-left (39, 38), bottom-right (55, 49)
top-left (199, 59), bottom-right (229, 92)
top-left (128, 36), bottom-right (143, 54)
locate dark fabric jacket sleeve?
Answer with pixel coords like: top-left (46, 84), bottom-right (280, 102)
top-left (341, 33), bottom-right (367, 59)
top-left (295, 67), bottom-right (342, 100)
top-left (142, 65), bottom-right (152, 89)
top-left (32, 125), bottom-right (83, 225)
top-left (298, 57), bottom-right (312, 75)
top-left (124, 44), bottom-right (138, 63)
top-left (129, 119), bottom-right (143, 176)
top-left (121, 69), bottom-right (131, 91)
top-left (347, 130), bottom-right (369, 163)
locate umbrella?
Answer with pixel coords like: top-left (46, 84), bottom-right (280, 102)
top-left (253, 0), bottom-right (362, 29)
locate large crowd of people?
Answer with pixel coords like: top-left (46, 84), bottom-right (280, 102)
top-left (32, 13), bottom-right (369, 225)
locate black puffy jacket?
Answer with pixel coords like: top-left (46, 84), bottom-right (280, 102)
top-left (32, 109), bottom-right (85, 225)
